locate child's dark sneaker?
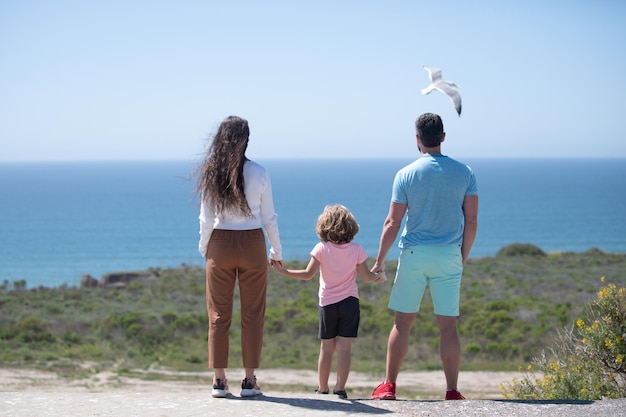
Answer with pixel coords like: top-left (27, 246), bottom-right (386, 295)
top-left (333, 390), bottom-right (348, 399)
top-left (445, 389), bottom-right (466, 400)
top-left (240, 376), bottom-right (262, 397)
top-left (371, 380), bottom-right (396, 400)
top-left (211, 378), bottom-right (230, 398)
top-left (315, 389), bottom-right (329, 394)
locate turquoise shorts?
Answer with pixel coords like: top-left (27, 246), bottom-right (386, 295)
top-left (388, 245), bottom-right (463, 316)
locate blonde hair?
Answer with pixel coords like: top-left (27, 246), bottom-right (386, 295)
top-left (316, 204), bottom-right (359, 244)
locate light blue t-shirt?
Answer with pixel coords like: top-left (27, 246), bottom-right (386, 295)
top-left (391, 154), bottom-right (478, 248)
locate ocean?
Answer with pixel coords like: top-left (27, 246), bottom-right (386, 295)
top-left (1, 158), bottom-right (625, 288)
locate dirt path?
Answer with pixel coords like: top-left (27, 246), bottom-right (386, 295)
top-left (0, 366), bottom-right (519, 399)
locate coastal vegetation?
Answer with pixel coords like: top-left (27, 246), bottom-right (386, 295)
top-left (1, 244), bottom-right (625, 399)
top-left (501, 276), bottom-right (626, 399)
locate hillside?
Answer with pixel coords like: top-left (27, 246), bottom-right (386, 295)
top-left (1, 246), bottom-right (625, 380)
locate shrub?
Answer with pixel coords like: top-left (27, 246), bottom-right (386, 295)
top-left (6, 316), bottom-right (55, 344)
top-left (13, 280), bottom-right (27, 291)
top-left (465, 343), bottom-right (481, 354)
top-left (161, 310), bottom-right (178, 325)
top-left (497, 243), bottom-right (546, 257)
top-left (501, 277), bottom-right (626, 399)
top-left (62, 331), bottom-right (82, 345)
top-left (186, 355), bottom-right (202, 364)
top-left (577, 278), bottom-right (626, 382)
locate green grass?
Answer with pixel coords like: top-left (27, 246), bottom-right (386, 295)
top-left (1, 245), bottom-right (625, 380)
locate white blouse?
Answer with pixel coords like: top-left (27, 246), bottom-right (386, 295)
top-left (199, 160), bottom-right (282, 260)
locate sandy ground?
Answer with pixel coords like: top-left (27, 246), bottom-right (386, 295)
top-left (0, 366), bottom-right (516, 399)
top-left (2, 367), bottom-right (626, 417)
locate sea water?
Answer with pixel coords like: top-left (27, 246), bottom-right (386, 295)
top-left (0, 158), bottom-right (624, 287)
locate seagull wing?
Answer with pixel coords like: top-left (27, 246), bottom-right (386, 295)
top-left (423, 66), bottom-right (442, 83)
top-left (421, 84), bottom-right (437, 95)
top-left (421, 66), bottom-right (442, 95)
top-left (436, 82), bottom-right (462, 116)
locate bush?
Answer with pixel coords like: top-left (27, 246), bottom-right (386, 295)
top-left (3, 316), bottom-right (55, 344)
top-left (501, 277), bottom-right (626, 399)
top-left (497, 243), bottom-right (546, 257)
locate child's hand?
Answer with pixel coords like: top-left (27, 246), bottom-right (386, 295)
top-left (374, 271), bottom-right (388, 282)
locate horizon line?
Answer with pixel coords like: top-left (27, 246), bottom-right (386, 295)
top-left (2, 156), bottom-right (626, 164)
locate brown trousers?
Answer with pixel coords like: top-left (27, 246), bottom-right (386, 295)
top-left (205, 228), bottom-right (268, 369)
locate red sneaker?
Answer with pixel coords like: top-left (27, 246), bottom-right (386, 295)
top-left (371, 380), bottom-right (396, 400)
top-left (445, 389), bottom-right (466, 400)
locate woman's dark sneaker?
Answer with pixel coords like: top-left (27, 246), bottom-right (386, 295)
top-left (211, 378), bottom-right (230, 398)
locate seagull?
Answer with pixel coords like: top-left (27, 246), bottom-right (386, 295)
top-left (421, 66), bottom-right (462, 117)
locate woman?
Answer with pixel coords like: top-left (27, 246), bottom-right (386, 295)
top-left (196, 115), bottom-right (283, 398)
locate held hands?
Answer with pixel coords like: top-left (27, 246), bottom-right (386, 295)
top-left (373, 271), bottom-right (388, 282)
top-left (370, 261), bottom-right (387, 283)
top-left (269, 258), bottom-right (285, 273)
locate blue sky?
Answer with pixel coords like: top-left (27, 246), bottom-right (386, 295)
top-left (1, 1), bottom-right (625, 161)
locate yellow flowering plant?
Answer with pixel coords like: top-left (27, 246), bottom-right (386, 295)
top-left (577, 278), bottom-right (626, 377)
top-left (501, 277), bottom-right (626, 400)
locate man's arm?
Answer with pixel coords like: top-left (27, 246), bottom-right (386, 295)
top-left (372, 202), bottom-right (406, 273)
top-left (461, 195), bottom-right (478, 263)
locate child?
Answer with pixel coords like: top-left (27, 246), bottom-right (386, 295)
top-left (271, 204), bottom-right (386, 399)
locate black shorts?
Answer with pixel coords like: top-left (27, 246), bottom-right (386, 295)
top-left (318, 296), bottom-right (360, 339)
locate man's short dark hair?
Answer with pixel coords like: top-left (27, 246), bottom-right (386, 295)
top-left (415, 113), bottom-right (444, 147)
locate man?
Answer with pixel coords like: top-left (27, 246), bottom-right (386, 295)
top-left (370, 113), bottom-right (478, 401)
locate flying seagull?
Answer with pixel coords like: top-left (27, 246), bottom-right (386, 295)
top-left (421, 66), bottom-right (462, 117)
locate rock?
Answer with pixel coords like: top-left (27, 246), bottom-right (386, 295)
top-left (98, 271), bottom-right (158, 288)
top-left (80, 274), bottom-right (98, 288)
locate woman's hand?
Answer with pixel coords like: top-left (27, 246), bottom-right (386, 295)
top-left (269, 259), bottom-right (284, 271)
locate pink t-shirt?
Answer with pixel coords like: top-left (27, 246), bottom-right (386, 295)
top-left (311, 241), bottom-right (368, 307)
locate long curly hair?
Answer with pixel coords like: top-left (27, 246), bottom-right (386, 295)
top-left (316, 204), bottom-right (359, 244)
top-left (196, 116), bottom-right (251, 217)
